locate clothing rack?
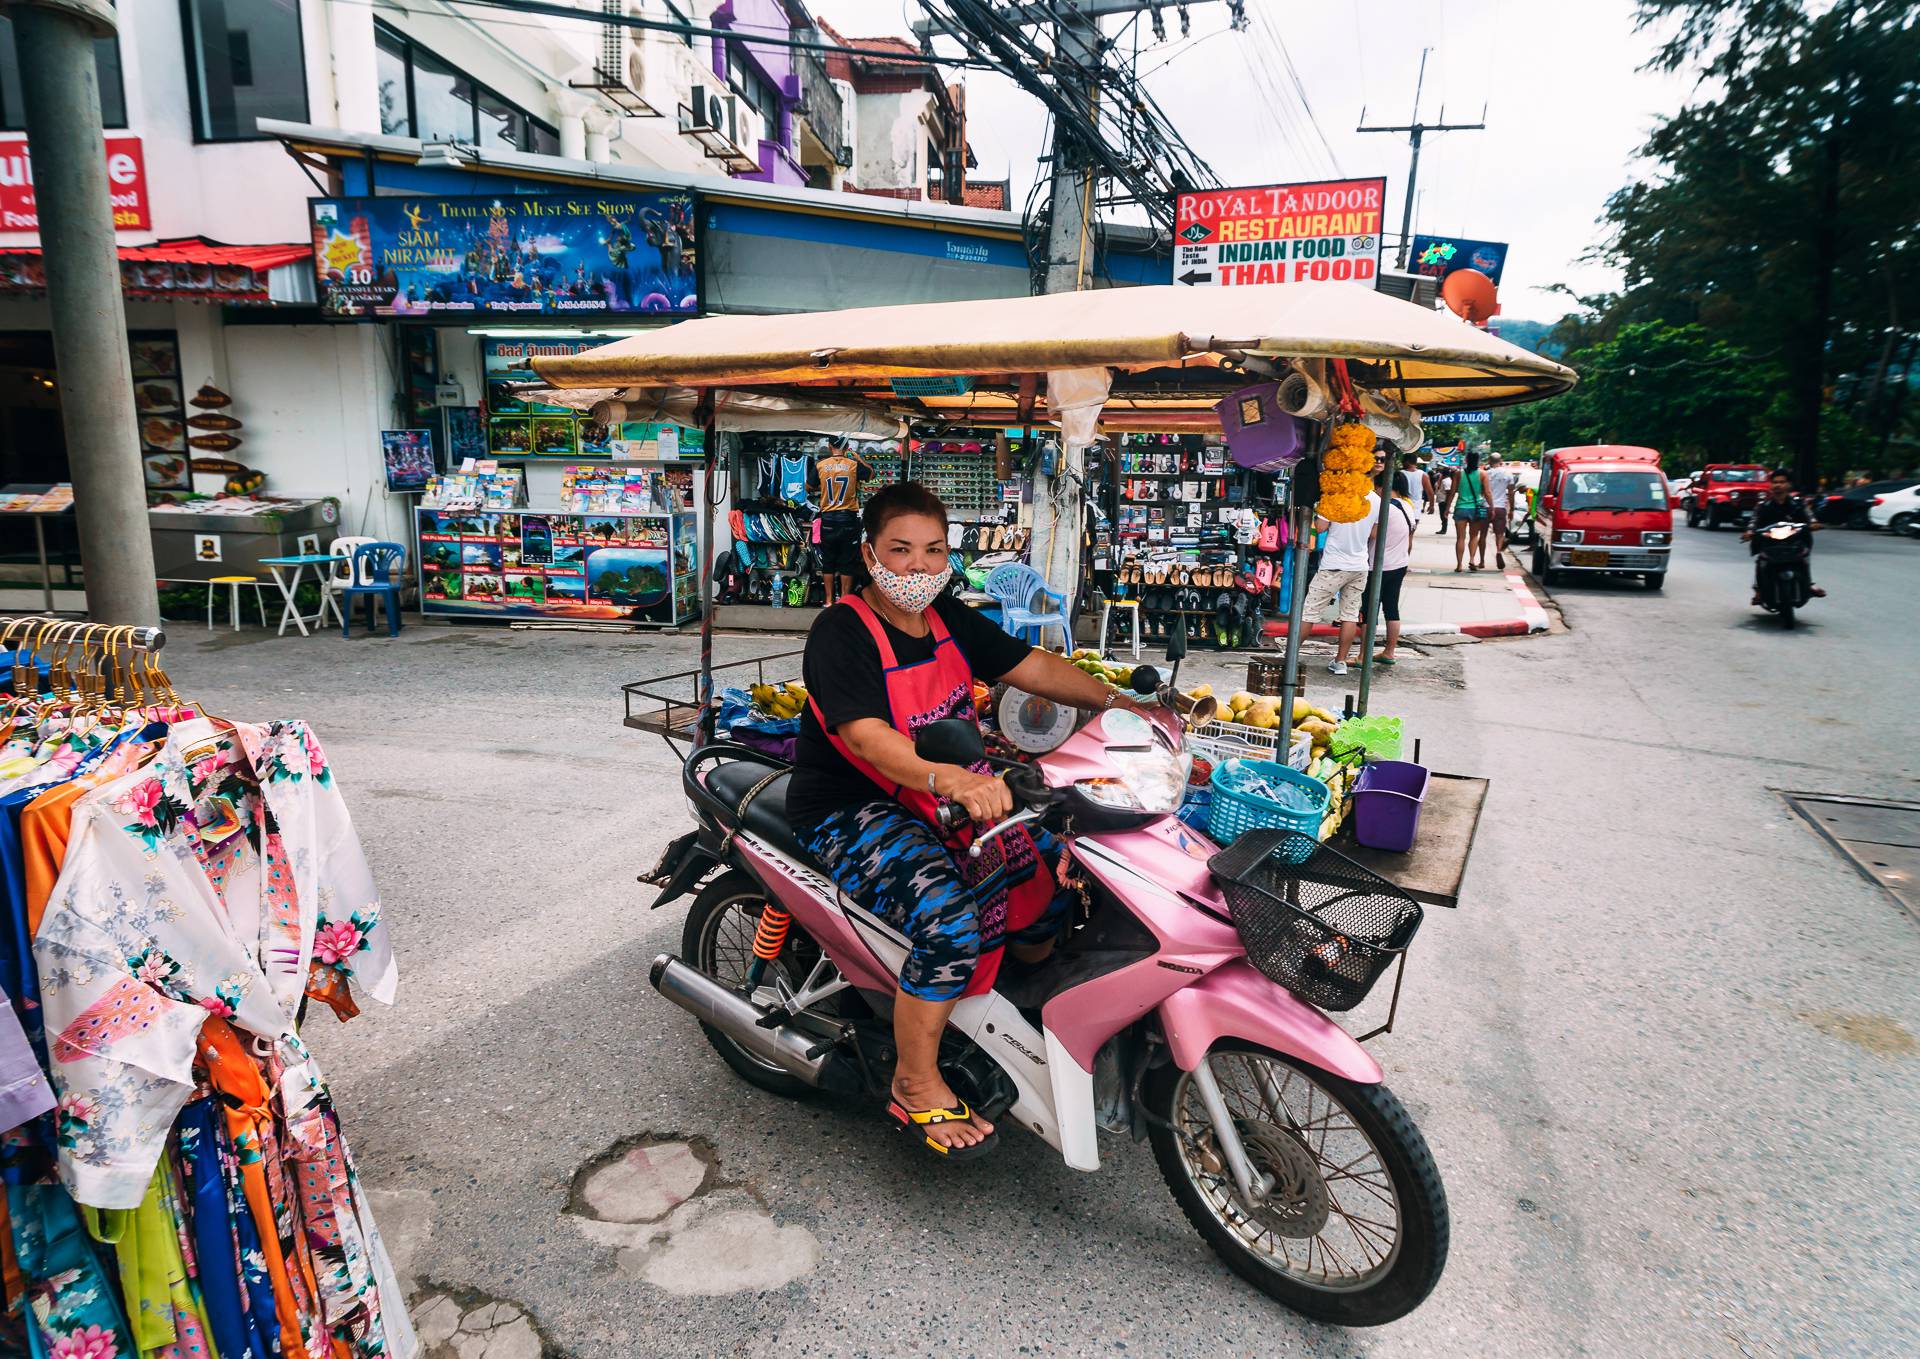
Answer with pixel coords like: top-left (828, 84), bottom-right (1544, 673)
top-left (0, 617), bottom-right (176, 710)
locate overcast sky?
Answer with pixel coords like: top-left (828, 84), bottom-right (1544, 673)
top-left (814, 0), bottom-right (1701, 322)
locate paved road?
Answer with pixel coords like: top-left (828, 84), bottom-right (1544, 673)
top-left (158, 523), bottom-right (1918, 1358)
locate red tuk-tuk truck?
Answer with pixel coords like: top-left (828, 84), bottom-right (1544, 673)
top-left (1529, 446), bottom-right (1674, 590)
top-left (1685, 463), bottom-right (1770, 528)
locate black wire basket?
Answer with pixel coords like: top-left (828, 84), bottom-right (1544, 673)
top-left (1208, 829), bottom-right (1423, 1012)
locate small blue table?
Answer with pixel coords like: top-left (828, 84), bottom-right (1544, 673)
top-left (259, 553), bottom-right (344, 637)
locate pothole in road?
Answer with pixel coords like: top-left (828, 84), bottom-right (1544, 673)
top-left (564, 1135), bottom-right (821, 1295)
top-left (412, 1281), bottom-right (559, 1359)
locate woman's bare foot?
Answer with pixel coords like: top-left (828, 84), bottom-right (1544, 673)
top-left (892, 1071), bottom-right (993, 1149)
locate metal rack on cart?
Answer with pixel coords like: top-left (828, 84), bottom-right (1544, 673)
top-left (621, 648), bottom-right (804, 759)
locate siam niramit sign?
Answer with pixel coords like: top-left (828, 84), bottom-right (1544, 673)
top-left (308, 191), bottom-right (698, 319)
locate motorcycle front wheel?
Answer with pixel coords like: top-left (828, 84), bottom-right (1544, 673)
top-left (1145, 1043), bottom-right (1449, 1327)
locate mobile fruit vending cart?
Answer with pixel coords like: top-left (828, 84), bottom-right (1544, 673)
top-left (528, 283), bottom-right (1574, 1323)
top-left (527, 279), bottom-right (1571, 774)
top-left (535, 280), bottom-right (1578, 977)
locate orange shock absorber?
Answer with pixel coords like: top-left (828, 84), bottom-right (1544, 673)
top-left (752, 905), bottom-right (792, 961)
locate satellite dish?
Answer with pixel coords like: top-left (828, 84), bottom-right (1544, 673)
top-left (994, 685), bottom-right (1079, 754)
top-left (1441, 268), bottom-right (1500, 324)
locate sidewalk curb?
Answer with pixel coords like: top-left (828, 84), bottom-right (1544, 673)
top-left (1259, 567), bottom-right (1550, 640)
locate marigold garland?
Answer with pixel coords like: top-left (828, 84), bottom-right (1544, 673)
top-left (1318, 492), bottom-right (1370, 523)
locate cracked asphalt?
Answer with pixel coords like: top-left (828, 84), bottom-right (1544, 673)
top-left (158, 522), bottom-right (1918, 1358)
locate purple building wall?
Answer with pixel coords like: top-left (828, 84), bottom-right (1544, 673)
top-left (709, 0), bottom-right (805, 186)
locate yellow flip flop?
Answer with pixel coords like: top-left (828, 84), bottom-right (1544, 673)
top-left (887, 1097), bottom-right (998, 1160)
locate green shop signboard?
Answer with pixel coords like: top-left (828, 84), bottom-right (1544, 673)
top-left (481, 337), bottom-right (706, 461)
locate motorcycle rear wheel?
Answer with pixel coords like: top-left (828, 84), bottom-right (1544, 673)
top-left (1145, 1043), bottom-right (1448, 1327)
top-left (682, 871), bottom-right (820, 1099)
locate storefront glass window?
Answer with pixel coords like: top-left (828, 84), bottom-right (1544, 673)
top-left (0, 23), bottom-right (127, 130)
top-left (375, 22), bottom-right (556, 153)
top-left (476, 88), bottom-right (523, 150)
top-left (376, 24), bottom-right (412, 137)
top-left (183, 0), bottom-right (310, 141)
top-left (412, 47), bottom-right (477, 144)
top-left (726, 48), bottom-right (779, 121)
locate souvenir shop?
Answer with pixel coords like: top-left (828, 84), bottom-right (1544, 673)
top-left (0, 618), bottom-right (415, 1358)
top-left (716, 428), bottom-right (1041, 616)
top-left (1087, 433), bottom-right (1296, 652)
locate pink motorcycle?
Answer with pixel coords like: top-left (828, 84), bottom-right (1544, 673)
top-left (646, 672), bottom-right (1445, 1326)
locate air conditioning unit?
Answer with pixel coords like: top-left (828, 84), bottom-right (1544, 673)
top-left (570, 0), bottom-right (662, 116)
top-left (734, 103), bottom-right (768, 155)
top-left (681, 86), bottom-right (759, 171)
top-left (1374, 268), bottom-right (1440, 309)
top-left (682, 85), bottom-right (734, 141)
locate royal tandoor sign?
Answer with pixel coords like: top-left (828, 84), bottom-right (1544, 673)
top-left (1173, 178), bottom-right (1386, 289)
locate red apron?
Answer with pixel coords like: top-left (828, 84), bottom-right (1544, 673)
top-left (809, 595), bottom-right (1055, 995)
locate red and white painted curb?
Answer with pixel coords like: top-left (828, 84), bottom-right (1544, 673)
top-left (1261, 569), bottom-right (1550, 640)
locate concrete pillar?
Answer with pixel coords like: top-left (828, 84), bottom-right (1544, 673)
top-left (9, 0), bottom-right (158, 625)
top-left (559, 114), bottom-right (587, 161)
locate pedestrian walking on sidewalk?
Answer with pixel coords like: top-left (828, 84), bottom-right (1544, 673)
top-left (1485, 452), bottom-right (1516, 569)
top-left (1453, 451), bottom-right (1492, 571)
top-left (1433, 463), bottom-right (1456, 532)
top-left (1303, 490), bottom-right (1379, 675)
top-left (1374, 471), bottom-right (1418, 667)
top-left (1409, 457), bottom-right (1435, 518)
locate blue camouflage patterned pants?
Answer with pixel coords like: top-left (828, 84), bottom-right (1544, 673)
top-left (800, 800), bottom-right (1070, 1000)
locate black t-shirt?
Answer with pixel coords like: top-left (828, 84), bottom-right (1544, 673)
top-left (1751, 496), bottom-right (1811, 530)
top-left (787, 594), bottom-right (1032, 831)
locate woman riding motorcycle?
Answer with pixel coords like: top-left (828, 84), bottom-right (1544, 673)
top-left (789, 482), bottom-right (1144, 1157)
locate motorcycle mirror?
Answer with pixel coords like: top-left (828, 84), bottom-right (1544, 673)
top-left (914, 717), bottom-right (986, 766)
top-left (1128, 665), bottom-right (1162, 694)
top-left (1165, 614), bottom-right (1189, 663)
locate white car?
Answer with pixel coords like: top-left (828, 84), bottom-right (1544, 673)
top-left (1868, 483), bottom-right (1920, 534)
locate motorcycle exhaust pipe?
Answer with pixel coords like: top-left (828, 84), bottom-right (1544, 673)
top-left (649, 954), bottom-right (829, 1087)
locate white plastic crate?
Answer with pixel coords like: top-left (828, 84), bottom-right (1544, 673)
top-left (1190, 720), bottom-right (1313, 771)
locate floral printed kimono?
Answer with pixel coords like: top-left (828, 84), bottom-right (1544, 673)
top-left (29, 718), bottom-right (415, 1359)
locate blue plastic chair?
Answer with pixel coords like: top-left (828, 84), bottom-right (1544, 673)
top-left (983, 563), bottom-right (1067, 648)
top-left (341, 542), bottom-right (406, 638)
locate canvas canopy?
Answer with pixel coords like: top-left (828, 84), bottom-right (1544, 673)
top-left (529, 281), bottom-right (1576, 424)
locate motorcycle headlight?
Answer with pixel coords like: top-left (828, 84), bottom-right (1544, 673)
top-left (1641, 531), bottom-right (1672, 546)
top-left (1076, 746), bottom-right (1191, 815)
top-left (1554, 529), bottom-right (1584, 545)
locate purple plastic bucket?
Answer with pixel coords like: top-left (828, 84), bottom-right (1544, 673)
top-left (1216, 383), bottom-right (1311, 471)
top-left (1351, 760), bottom-right (1431, 852)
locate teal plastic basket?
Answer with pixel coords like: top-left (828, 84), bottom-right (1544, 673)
top-left (1207, 758), bottom-right (1330, 856)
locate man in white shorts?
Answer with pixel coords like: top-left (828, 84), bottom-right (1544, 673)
top-left (1303, 488), bottom-right (1380, 675)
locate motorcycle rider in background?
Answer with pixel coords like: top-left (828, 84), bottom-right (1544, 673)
top-left (1743, 469), bottom-right (1827, 604)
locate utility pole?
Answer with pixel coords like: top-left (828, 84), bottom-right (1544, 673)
top-left (4, 0), bottom-right (158, 625)
top-left (1357, 49), bottom-right (1485, 269)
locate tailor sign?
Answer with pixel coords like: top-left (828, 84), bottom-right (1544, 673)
top-left (1173, 178), bottom-right (1386, 288)
top-left (0, 135), bottom-right (150, 231)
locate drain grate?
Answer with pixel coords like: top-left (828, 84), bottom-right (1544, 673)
top-left (1781, 792), bottom-right (1920, 920)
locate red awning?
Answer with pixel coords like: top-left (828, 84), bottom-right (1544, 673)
top-left (0, 236), bottom-right (314, 304)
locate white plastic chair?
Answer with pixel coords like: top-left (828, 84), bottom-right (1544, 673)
top-left (326, 535), bottom-right (376, 625)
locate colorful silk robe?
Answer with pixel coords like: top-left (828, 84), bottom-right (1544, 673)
top-left (29, 718), bottom-right (413, 1358)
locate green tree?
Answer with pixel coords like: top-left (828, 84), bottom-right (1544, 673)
top-left (1592, 1), bottom-right (1920, 482)
top-left (1495, 322), bottom-right (1781, 469)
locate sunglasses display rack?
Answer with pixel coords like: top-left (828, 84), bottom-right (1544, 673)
top-left (908, 436), bottom-right (1007, 520)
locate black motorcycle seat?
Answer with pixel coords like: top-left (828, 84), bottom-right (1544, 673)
top-left (703, 759), bottom-right (823, 870)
